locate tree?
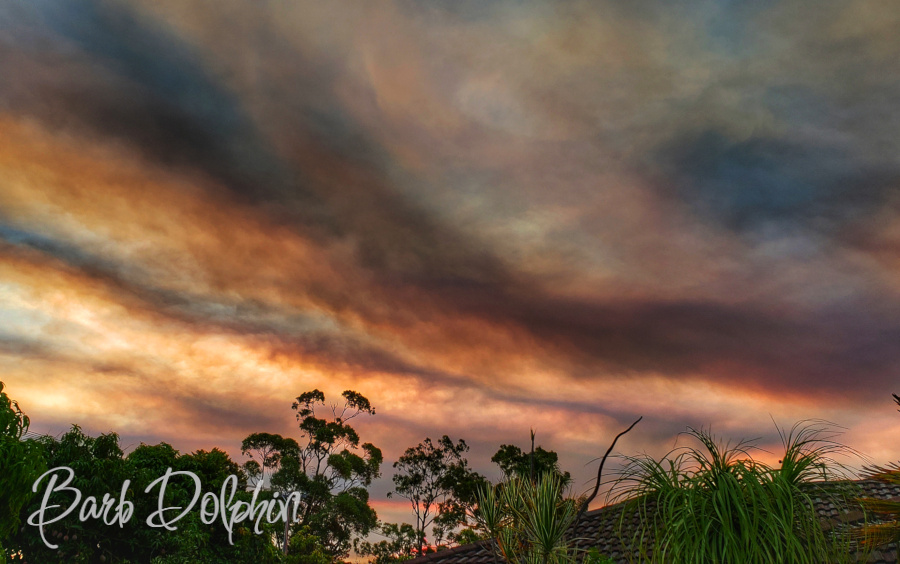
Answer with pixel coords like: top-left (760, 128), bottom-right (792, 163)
top-left (9, 428), bottom-right (282, 564)
top-left (354, 522), bottom-right (420, 564)
top-left (434, 458), bottom-right (490, 546)
top-left (245, 389), bottom-right (383, 561)
top-left (145, 446), bottom-right (283, 564)
top-left (491, 441), bottom-right (571, 486)
top-left (241, 432), bottom-right (301, 490)
top-left (0, 381), bottom-right (46, 558)
top-left (8, 425), bottom-right (141, 563)
top-left (390, 436), bottom-right (486, 554)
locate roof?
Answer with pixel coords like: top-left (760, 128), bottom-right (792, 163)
top-left (409, 480), bottom-right (900, 564)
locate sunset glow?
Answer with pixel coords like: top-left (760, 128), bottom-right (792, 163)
top-left (2, 1), bottom-right (900, 526)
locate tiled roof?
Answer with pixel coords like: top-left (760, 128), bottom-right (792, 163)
top-left (409, 480), bottom-right (900, 564)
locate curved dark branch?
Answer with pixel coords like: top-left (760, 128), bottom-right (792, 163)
top-left (573, 416), bottom-right (642, 527)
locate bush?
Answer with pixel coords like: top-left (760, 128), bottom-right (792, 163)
top-left (474, 472), bottom-right (607, 564)
top-left (610, 421), bottom-right (862, 564)
top-left (852, 393), bottom-right (900, 550)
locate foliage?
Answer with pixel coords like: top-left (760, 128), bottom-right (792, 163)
top-left (242, 389), bottom-right (382, 561)
top-left (0, 382), bottom-right (47, 559)
top-left (435, 452), bottom-right (491, 546)
top-left (582, 548), bottom-right (617, 564)
top-left (7, 427), bottom-right (282, 564)
top-left (474, 472), bottom-right (589, 564)
top-left (492, 444), bottom-right (571, 486)
top-left (852, 393), bottom-right (900, 550)
top-left (355, 522), bottom-right (422, 564)
top-left (610, 422), bottom-right (862, 564)
top-left (8, 425), bottom-right (140, 563)
top-left (241, 432), bottom-right (301, 489)
top-left (391, 435), bottom-right (487, 552)
top-left (854, 463), bottom-right (900, 549)
top-left (280, 526), bottom-right (331, 564)
top-left (410, 423), bottom-right (637, 564)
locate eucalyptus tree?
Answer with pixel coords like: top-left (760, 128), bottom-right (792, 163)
top-left (391, 435), bottom-right (487, 554)
top-left (491, 443), bottom-right (571, 486)
top-left (354, 522), bottom-right (420, 564)
top-left (241, 432), bottom-right (301, 490)
top-left (243, 389), bottom-right (383, 561)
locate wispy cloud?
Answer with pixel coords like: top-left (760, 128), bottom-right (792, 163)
top-left (1, 0), bottom-right (899, 509)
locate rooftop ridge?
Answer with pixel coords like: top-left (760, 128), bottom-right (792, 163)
top-left (407, 478), bottom-right (900, 564)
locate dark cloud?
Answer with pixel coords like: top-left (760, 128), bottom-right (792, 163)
top-left (0, 334), bottom-right (57, 360)
top-left (652, 129), bottom-right (899, 235)
top-left (2, 0), bottom-right (900, 511)
top-left (0, 223), bottom-right (134, 277)
top-left (2, 1), bottom-right (528, 294)
top-left (0, 1), bottom-right (339, 237)
top-left (430, 282), bottom-right (900, 396)
top-left (0, 221), bottom-right (478, 392)
top-left (167, 389), bottom-right (284, 436)
top-left (32, 1), bottom-right (268, 172)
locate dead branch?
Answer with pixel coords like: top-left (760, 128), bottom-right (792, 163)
top-left (573, 416), bottom-right (642, 528)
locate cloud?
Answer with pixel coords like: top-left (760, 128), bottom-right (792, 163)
top-left (1, 0), bottom-right (900, 518)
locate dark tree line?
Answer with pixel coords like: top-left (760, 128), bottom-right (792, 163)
top-left (356, 430), bottom-right (576, 563)
top-left (1, 385), bottom-right (382, 564)
top-left (0, 383), bottom-right (607, 564)
top-left (4, 424), bottom-right (284, 563)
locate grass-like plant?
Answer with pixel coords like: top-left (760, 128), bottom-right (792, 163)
top-left (609, 421), bottom-right (863, 564)
top-left (474, 472), bottom-right (585, 564)
top-left (852, 393), bottom-right (900, 550)
top-left (472, 420), bottom-right (640, 564)
top-left (854, 463), bottom-right (900, 549)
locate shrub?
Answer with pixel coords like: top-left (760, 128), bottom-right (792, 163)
top-left (610, 421), bottom-right (862, 564)
top-left (474, 472), bottom-right (601, 564)
top-left (852, 393), bottom-right (900, 550)
top-left (854, 463), bottom-right (900, 549)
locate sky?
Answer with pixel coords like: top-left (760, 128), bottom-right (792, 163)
top-left (2, 0), bottom-right (900, 525)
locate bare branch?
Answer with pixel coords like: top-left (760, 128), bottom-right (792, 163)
top-left (574, 416), bottom-right (642, 527)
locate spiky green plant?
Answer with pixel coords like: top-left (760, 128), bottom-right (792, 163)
top-left (854, 463), bottom-right (900, 549)
top-left (610, 421), bottom-right (862, 564)
top-left (474, 473), bottom-right (589, 564)
top-left (853, 393), bottom-right (900, 551)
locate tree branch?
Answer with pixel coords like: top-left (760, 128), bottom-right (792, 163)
top-left (573, 416), bottom-right (642, 527)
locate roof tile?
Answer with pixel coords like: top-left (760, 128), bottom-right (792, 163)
top-left (408, 480), bottom-right (900, 564)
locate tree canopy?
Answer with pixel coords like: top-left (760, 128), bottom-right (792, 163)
top-left (6, 425), bottom-right (282, 563)
top-left (491, 444), bottom-right (571, 486)
top-left (242, 389), bottom-right (383, 562)
top-left (390, 435), bottom-right (487, 553)
top-left (0, 381), bottom-right (46, 556)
